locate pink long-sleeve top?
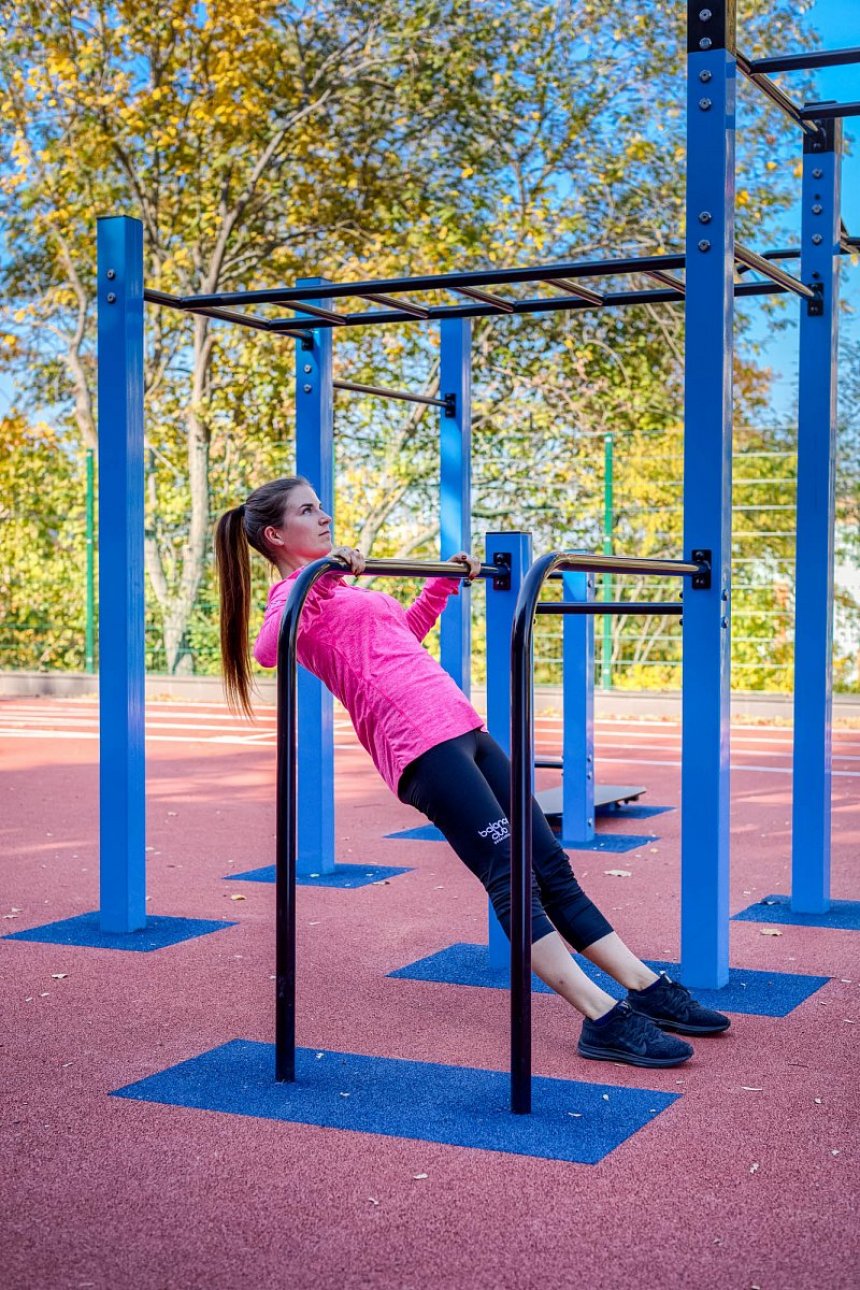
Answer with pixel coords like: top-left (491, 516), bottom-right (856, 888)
top-left (253, 569), bottom-right (485, 796)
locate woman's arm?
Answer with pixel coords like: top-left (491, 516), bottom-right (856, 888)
top-left (404, 552), bottom-right (482, 642)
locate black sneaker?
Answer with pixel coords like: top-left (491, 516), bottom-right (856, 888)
top-left (577, 1000), bottom-right (694, 1068)
top-left (627, 973), bottom-right (731, 1036)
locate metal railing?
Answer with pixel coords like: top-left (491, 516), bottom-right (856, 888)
top-left (273, 555), bottom-right (508, 1084)
top-left (508, 549), bottom-right (710, 1114)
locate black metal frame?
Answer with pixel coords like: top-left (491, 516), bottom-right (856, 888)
top-left (508, 550), bottom-right (709, 1114)
top-left (274, 555), bottom-right (507, 1083)
top-left (141, 240), bottom-right (860, 335)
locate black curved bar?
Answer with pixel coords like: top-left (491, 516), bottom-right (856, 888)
top-left (274, 554), bottom-right (503, 1083)
top-left (508, 549), bottom-right (709, 1114)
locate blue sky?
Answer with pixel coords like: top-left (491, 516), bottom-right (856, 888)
top-left (747, 0), bottom-right (860, 419)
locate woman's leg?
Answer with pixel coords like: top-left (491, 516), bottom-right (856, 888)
top-left (398, 732), bottom-right (617, 1019)
top-left (472, 731), bottom-right (657, 983)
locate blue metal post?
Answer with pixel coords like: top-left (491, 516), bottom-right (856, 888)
top-left (791, 116), bottom-right (843, 911)
top-left (97, 216), bottom-right (146, 933)
top-left (680, 2), bottom-right (735, 988)
top-left (295, 280), bottom-right (335, 876)
top-left (485, 531), bottom-right (532, 970)
top-left (440, 318), bottom-right (472, 695)
top-left (561, 570), bottom-right (595, 843)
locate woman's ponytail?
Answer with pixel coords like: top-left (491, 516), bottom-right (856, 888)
top-left (214, 476), bottom-right (310, 717)
top-left (214, 505), bottom-right (254, 716)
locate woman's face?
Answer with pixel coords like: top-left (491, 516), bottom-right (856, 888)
top-left (264, 484), bottom-right (333, 573)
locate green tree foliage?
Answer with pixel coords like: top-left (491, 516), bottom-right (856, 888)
top-left (4, 0), bottom-right (855, 692)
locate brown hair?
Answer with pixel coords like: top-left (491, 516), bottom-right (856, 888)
top-left (214, 475), bottom-right (311, 717)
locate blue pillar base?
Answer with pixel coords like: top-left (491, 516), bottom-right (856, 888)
top-left (3, 911), bottom-right (236, 952)
top-left (226, 862), bottom-right (412, 888)
top-left (388, 943), bottom-right (829, 1017)
top-left (733, 895), bottom-right (860, 932)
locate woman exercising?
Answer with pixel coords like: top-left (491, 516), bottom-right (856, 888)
top-left (215, 475), bottom-right (730, 1068)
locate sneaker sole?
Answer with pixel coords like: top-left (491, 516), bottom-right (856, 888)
top-left (627, 1008), bottom-right (731, 1037)
top-left (577, 1041), bottom-right (693, 1068)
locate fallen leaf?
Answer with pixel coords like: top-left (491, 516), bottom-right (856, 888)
top-left (567, 1112), bottom-right (582, 1118)
top-left (368, 1197), bottom-right (379, 1206)
top-left (760, 928), bottom-right (782, 936)
top-left (814, 1097), bottom-right (823, 1105)
top-left (749, 1162), bottom-right (760, 1174)
top-left (741, 1086), bottom-right (763, 1092)
top-left (831, 1149), bottom-right (840, 1157)
top-left (51, 973), bottom-right (68, 980)
top-left (602, 1094), bottom-right (610, 1101)
top-left (413, 1173), bottom-right (428, 1180)
top-left (604, 869), bottom-right (632, 878)
top-left (230, 894), bottom-right (246, 901)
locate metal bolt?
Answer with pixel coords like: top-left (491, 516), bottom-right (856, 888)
top-left (812, 203), bottom-right (823, 215)
top-left (587, 817), bottom-right (594, 827)
top-left (303, 364), bottom-right (312, 373)
top-left (813, 168), bottom-right (823, 179)
top-left (721, 616), bottom-right (729, 629)
top-left (699, 69), bottom-right (712, 83)
top-left (721, 589), bottom-right (729, 602)
top-left (699, 211), bottom-right (712, 223)
top-left (699, 97), bottom-right (712, 111)
top-left (303, 383), bottom-right (312, 393)
top-left (699, 7), bottom-right (712, 19)
top-left (106, 269), bottom-right (116, 280)
top-left (812, 234), bottom-right (823, 245)
top-left (106, 293), bottom-right (116, 304)
top-left (699, 36), bottom-right (712, 49)
top-left (698, 239), bottom-right (711, 252)
top-left (586, 772), bottom-right (593, 781)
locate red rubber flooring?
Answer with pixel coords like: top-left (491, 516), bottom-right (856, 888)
top-left (2, 696), bottom-right (858, 1289)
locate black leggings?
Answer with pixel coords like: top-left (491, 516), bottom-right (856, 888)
top-left (397, 728), bottom-right (613, 950)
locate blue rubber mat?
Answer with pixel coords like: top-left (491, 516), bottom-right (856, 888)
top-left (227, 863), bottom-right (412, 888)
top-left (111, 1038), bottom-right (679, 1164)
top-left (3, 911), bottom-right (235, 952)
top-left (732, 894), bottom-right (860, 931)
top-left (553, 833), bottom-right (658, 853)
top-left (385, 824), bottom-right (445, 842)
top-left (388, 943), bottom-right (829, 1017)
top-left (385, 824), bottom-right (659, 852)
top-left (596, 804), bottom-right (674, 821)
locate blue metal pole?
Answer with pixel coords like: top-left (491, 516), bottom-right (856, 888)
top-left (295, 279), bottom-right (335, 877)
top-left (97, 216), bottom-right (146, 933)
top-left (791, 116), bottom-right (843, 912)
top-left (680, 2), bottom-right (735, 988)
top-left (440, 318), bottom-right (472, 695)
top-left (561, 570), bottom-right (595, 843)
top-left (485, 531), bottom-right (532, 971)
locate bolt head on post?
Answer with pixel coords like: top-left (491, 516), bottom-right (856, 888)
top-left (698, 98), bottom-right (712, 110)
top-left (812, 234), bottom-right (823, 245)
top-left (699, 69), bottom-right (712, 83)
top-left (698, 211), bottom-right (712, 223)
top-left (698, 240), bottom-right (711, 252)
top-left (699, 36), bottom-right (712, 49)
top-left (699, 7), bottom-right (712, 18)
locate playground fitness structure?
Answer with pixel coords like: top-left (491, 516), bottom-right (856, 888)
top-left (95, 0), bottom-right (859, 1094)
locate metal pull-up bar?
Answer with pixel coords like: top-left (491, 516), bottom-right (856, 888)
top-left (508, 549), bottom-right (710, 1114)
top-left (333, 378), bottom-right (453, 413)
top-left (273, 555), bottom-right (508, 1085)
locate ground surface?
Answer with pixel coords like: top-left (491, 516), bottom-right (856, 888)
top-left (1, 696), bottom-right (858, 1290)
